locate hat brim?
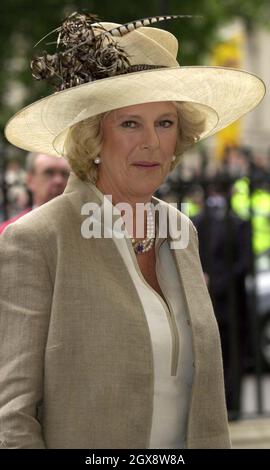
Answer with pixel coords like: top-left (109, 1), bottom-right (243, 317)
top-left (4, 66), bottom-right (266, 156)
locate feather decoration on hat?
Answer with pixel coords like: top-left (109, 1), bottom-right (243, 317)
top-left (31, 12), bottom-right (198, 91)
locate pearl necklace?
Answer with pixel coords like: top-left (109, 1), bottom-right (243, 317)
top-left (131, 206), bottom-right (155, 254)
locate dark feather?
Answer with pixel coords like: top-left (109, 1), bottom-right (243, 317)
top-left (30, 12), bottom-right (199, 91)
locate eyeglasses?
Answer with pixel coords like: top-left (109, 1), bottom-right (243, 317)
top-left (39, 168), bottom-right (70, 179)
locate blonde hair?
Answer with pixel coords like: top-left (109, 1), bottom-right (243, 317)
top-left (64, 102), bottom-right (205, 183)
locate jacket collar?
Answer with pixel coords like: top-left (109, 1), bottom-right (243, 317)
top-left (64, 172), bottom-right (169, 251)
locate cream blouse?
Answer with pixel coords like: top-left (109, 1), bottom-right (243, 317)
top-left (91, 184), bottom-right (194, 449)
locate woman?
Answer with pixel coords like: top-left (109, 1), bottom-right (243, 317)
top-left (0, 13), bottom-right (265, 449)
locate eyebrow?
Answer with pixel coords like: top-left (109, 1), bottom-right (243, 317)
top-left (116, 112), bottom-right (178, 120)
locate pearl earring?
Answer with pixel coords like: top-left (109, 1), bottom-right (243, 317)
top-left (172, 155), bottom-right (176, 162)
top-left (94, 156), bottom-right (101, 164)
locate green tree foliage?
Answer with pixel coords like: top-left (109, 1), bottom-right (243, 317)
top-left (0, 0), bottom-right (269, 134)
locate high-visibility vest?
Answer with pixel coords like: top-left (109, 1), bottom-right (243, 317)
top-left (181, 199), bottom-right (201, 218)
top-left (231, 177), bottom-right (270, 255)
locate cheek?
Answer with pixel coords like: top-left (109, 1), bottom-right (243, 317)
top-left (163, 134), bottom-right (177, 157)
top-left (117, 133), bottom-right (139, 152)
top-left (170, 129), bottom-right (178, 149)
top-left (31, 176), bottom-right (42, 189)
top-left (104, 134), bottom-right (138, 163)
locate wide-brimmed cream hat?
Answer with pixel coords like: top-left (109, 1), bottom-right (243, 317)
top-left (4, 14), bottom-right (266, 157)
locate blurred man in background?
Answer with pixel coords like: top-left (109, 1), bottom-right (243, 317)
top-left (192, 186), bottom-right (252, 419)
top-left (0, 152), bottom-right (70, 233)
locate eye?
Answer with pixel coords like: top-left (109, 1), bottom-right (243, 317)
top-left (43, 168), bottom-right (55, 178)
top-left (121, 120), bottom-right (138, 128)
top-left (158, 119), bottom-right (175, 128)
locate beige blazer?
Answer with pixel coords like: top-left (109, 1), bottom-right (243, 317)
top-left (0, 173), bottom-right (230, 449)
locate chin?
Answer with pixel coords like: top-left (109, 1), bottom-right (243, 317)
top-left (132, 178), bottom-right (162, 197)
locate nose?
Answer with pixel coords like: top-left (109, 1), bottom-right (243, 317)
top-left (140, 124), bottom-right (160, 151)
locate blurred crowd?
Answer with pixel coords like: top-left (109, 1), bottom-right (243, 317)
top-left (157, 144), bottom-right (270, 419)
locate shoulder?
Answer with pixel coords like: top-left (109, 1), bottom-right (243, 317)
top-left (2, 175), bottom-right (99, 238)
top-left (2, 193), bottom-right (74, 237)
top-left (0, 194), bottom-right (77, 267)
top-left (0, 209), bottom-right (31, 234)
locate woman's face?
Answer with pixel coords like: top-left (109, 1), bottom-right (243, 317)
top-left (96, 101), bottom-right (178, 201)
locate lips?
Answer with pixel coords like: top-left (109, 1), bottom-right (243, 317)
top-left (133, 161), bottom-right (160, 167)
